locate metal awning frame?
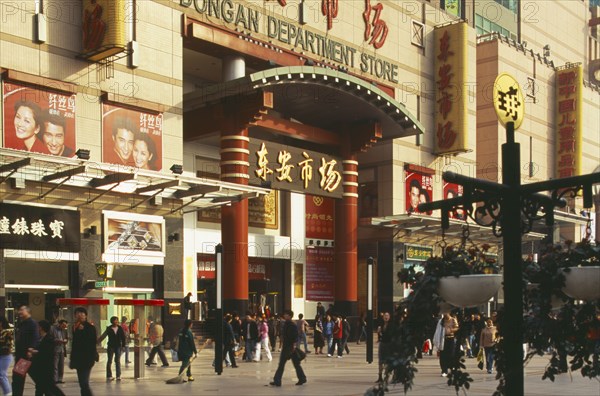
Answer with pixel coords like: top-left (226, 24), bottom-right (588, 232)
top-left (0, 148), bottom-right (270, 210)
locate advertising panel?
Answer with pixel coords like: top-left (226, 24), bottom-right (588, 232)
top-left (306, 247), bottom-right (335, 301)
top-left (305, 195), bottom-right (335, 240)
top-left (3, 82), bottom-right (76, 157)
top-left (405, 170), bottom-right (433, 215)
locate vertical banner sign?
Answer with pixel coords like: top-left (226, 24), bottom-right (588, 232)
top-left (3, 82), bottom-right (76, 157)
top-left (102, 104), bottom-right (163, 171)
top-left (82, 0), bottom-right (127, 61)
top-left (555, 64), bottom-right (583, 178)
top-left (443, 181), bottom-right (465, 220)
top-left (306, 247), bottom-right (335, 301)
top-left (405, 169), bottom-right (433, 215)
top-left (434, 22), bottom-right (468, 154)
top-left (305, 195), bottom-right (335, 240)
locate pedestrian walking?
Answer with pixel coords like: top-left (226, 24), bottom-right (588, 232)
top-left (51, 319), bottom-right (68, 384)
top-left (296, 313), bottom-right (310, 353)
top-left (223, 314), bottom-right (238, 368)
top-left (342, 316), bottom-right (351, 354)
top-left (177, 319), bottom-right (197, 382)
top-left (269, 309), bottom-right (306, 387)
top-left (323, 314), bottom-right (333, 354)
top-left (119, 317), bottom-right (131, 365)
top-left (146, 319), bottom-right (169, 367)
top-left (313, 315), bottom-right (325, 354)
top-left (12, 305), bottom-right (39, 396)
top-left (258, 316), bottom-right (272, 362)
top-left (479, 319), bottom-right (497, 374)
top-left (29, 320), bottom-right (65, 396)
top-left (329, 315), bottom-right (343, 358)
top-left (97, 316), bottom-right (126, 380)
top-left (357, 313), bottom-right (367, 344)
top-left (376, 312), bottom-right (393, 382)
top-left (183, 292), bottom-right (193, 320)
top-left (433, 312), bottom-right (459, 377)
top-left (0, 316), bottom-right (14, 396)
top-left (70, 307), bottom-right (97, 396)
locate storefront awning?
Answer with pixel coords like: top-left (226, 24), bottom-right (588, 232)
top-left (361, 213), bottom-right (547, 244)
top-left (0, 148), bottom-right (270, 212)
top-left (184, 66), bottom-right (424, 142)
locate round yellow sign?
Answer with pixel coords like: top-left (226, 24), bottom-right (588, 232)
top-left (492, 73), bottom-right (525, 129)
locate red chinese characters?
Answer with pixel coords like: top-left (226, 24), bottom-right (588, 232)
top-left (363, 0), bottom-right (388, 49)
top-left (556, 68), bottom-right (579, 178)
top-left (322, 0), bottom-right (339, 31)
top-left (436, 30), bottom-right (457, 150)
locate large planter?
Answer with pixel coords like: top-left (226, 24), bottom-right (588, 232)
top-left (438, 274), bottom-right (503, 308)
top-left (562, 266), bottom-right (600, 301)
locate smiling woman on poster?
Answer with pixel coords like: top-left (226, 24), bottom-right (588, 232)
top-left (12, 100), bottom-right (49, 154)
top-left (133, 133), bottom-right (157, 170)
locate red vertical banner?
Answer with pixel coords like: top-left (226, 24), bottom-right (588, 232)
top-left (443, 181), bottom-right (465, 220)
top-left (305, 195), bottom-right (335, 240)
top-left (405, 170), bottom-right (433, 215)
top-left (306, 247), bottom-right (335, 301)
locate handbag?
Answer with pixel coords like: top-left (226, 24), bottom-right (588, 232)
top-left (477, 348), bottom-right (485, 370)
top-left (13, 358), bottom-right (32, 377)
top-left (293, 348), bottom-right (306, 361)
top-left (171, 349), bottom-right (179, 362)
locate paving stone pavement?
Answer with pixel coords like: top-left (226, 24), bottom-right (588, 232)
top-left (18, 341), bottom-right (600, 395)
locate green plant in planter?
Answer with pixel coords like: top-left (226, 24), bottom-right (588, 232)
top-left (521, 239), bottom-right (600, 389)
top-left (365, 242), bottom-right (500, 396)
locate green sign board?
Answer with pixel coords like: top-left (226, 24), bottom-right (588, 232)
top-left (95, 280), bottom-right (116, 288)
top-left (405, 244), bottom-right (433, 262)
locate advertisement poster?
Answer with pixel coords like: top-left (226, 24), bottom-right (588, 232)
top-left (443, 181), bottom-right (466, 220)
top-left (102, 103), bottom-right (163, 171)
top-left (3, 82), bottom-right (76, 157)
top-left (405, 170), bottom-right (433, 215)
top-left (306, 247), bottom-right (335, 301)
top-left (102, 211), bottom-right (165, 265)
top-left (305, 195), bottom-right (335, 240)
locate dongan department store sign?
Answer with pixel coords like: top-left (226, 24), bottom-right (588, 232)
top-left (181, 0), bottom-right (401, 84)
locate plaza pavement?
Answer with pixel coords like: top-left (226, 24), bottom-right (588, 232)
top-left (20, 340), bottom-right (600, 396)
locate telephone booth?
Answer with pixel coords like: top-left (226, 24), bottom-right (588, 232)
top-left (56, 298), bottom-right (110, 354)
top-left (114, 299), bottom-right (164, 379)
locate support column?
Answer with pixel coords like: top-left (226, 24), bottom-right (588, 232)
top-left (220, 55), bottom-right (249, 315)
top-left (221, 132), bottom-right (249, 314)
top-left (334, 157), bottom-right (358, 316)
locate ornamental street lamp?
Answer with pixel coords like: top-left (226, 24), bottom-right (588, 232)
top-left (418, 74), bottom-right (600, 395)
top-left (214, 244), bottom-right (223, 375)
top-left (366, 256), bottom-right (374, 364)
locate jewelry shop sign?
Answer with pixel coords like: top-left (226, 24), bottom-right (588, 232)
top-left (0, 203), bottom-right (80, 252)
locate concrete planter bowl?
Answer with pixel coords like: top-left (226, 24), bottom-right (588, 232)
top-left (562, 266), bottom-right (600, 301)
top-left (438, 274), bottom-right (503, 308)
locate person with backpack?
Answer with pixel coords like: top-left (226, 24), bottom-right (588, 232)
top-left (177, 319), bottom-right (197, 382)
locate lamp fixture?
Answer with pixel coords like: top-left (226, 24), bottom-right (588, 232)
top-left (170, 164), bottom-right (183, 175)
top-left (75, 149), bottom-right (91, 160)
top-left (83, 225), bottom-right (97, 239)
top-left (168, 232), bottom-right (180, 242)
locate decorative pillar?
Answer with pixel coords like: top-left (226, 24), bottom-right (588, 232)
top-left (220, 54), bottom-right (249, 315)
top-left (334, 157), bottom-right (358, 316)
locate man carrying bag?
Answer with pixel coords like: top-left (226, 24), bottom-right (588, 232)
top-left (269, 309), bottom-right (307, 387)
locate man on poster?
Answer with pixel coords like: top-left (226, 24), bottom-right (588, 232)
top-left (42, 113), bottom-right (75, 157)
top-left (407, 179), bottom-right (422, 214)
top-left (105, 116), bottom-right (136, 166)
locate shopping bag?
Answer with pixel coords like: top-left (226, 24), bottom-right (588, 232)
top-left (13, 358), bottom-right (32, 377)
top-left (171, 349), bottom-right (179, 362)
top-left (293, 348), bottom-right (306, 361)
top-left (477, 348), bottom-right (485, 370)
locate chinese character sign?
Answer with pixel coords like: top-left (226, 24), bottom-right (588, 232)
top-left (0, 203), bottom-right (80, 252)
top-left (405, 244), bottom-right (433, 262)
top-left (363, 0), bottom-right (388, 49)
top-left (433, 22), bottom-right (468, 154)
top-left (405, 170), bottom-right (433, 215)
top-left (305, 195), bottom-right (335, 240)
top-left (443, 181), bottom-right (465, 220)
top-left (102, 104), bottom-right (163, 171)
top-left (249, 141), bottom-right (343, 198)
top-left (555, 65), bottom-right (583, 179)
top-left (322, 0), bottom-right (339, 31)
top-left (492, 73), bottom-right (525, 130)
top-left (306, 247), bottom-right (335, 301)
top-left (3, 82), bottom-right (77, 157)
top-left (197, 254), bottom-right (270, 280)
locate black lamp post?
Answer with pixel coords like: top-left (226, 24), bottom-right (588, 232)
top-left (366, 256), bottom-right (374, 364)
top-left (418, 121), bottom-right (600, 395)
top-left (214, 244), bottom-right (223, 375)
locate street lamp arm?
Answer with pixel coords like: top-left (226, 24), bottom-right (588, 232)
top-left (442, 171), bottom-right (510, 193)
top-left (520, 172), bottom-right (600, 208)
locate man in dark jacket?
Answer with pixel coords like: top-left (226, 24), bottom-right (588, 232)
top-left (223, 314), bottom-right (238, 368)
top-left (30, 320), bottom-right (65, 396)
top-left (97, 316), bottom-right (126, 380)
top-left (70, 307), bottom-right (97, 396)
top-left (270, 309), bottom-right (307, 387)
top-left (177, 319), bottom-right (197, 382)
top-left (241, 312), bottom-right (258, 361)
top-left (12, 305), bottom-right (39, 396)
